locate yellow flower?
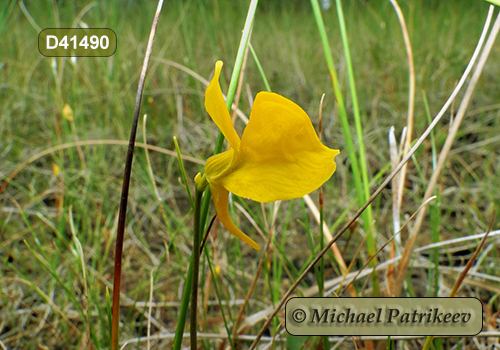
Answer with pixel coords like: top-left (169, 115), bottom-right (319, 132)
top-left (199, 61), bottom-right (339, 251)
top-left (62, 104), bottom-right (74, 122)
top-left (52, 163), bottom-right (61, 176)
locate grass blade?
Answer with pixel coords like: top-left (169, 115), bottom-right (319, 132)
top-left (310, 0), bottom-right (376, 276)
top-left (173, 136), bottom-right (194, 209)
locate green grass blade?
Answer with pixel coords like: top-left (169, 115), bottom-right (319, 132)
top-left (106, 287), bottom-right (112, 345)
top-left (23, 240), bottom-right (84, 316)
top-left (334, 0), bottom-right (373, 233)
top-left (422, 91), bottom-right (437, 169)
top-left (309, 0), bottom-right (366, 226)
top-left (422, 90), bottom-right (441, 297)
top-left (310, 0), bottom-right (377, 293)
top-left (0, 0), bottom-right (16, 36)
top-left (173, 136), bottom-right (194, 209)
top-left (249, 42), bottom-right (272, 92)
top-left (204, 248), bottom-right (236, 350)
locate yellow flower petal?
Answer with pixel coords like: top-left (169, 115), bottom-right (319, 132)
top-left (205, 61), bottom-right (241, 150)
top-left (210, 183), bottom-right (261, 251)
top-left (205, 148), bottom-right (235, 184)
top-left (220, 91), bottom-right (339, 202)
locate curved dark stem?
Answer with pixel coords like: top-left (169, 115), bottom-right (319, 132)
top-left (110, 1), bottom-right (164, 349)
top-left (199, 215), bottom-right (217, 255)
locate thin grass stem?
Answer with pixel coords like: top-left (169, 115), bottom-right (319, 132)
top-left (110, 1), bottom-right (164, 349)
top-left (422, 213), bottom-right (495, 350)
top-left (393, 7), bottom-right (500, 296)
top-left (143, 115), bottom-right (171, 227)
top-left (173, 136), bottom-right (194, 209)
top-left (318, 93), bottom-right (326, 298)
top-left (389, 0), bottom-right (416, 218)
top-left (249, 42), bottom-right (271, 92)
top-left (203, 248), bottom-right (237, 350)
top-left (334, 0), bottom-right (374, 254)
top-left (310, 1), bottom-right (377, 289)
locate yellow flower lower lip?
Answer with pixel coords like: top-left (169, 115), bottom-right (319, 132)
top-left (203, 61), bottom-right (339, 250)
top-left (210, 183), bottom-right (261, 251)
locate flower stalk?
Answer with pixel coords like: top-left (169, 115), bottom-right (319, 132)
top-left (171, 178), bottom-right (207, 350)
top-left (173, 2), bottom-right (259, 347)
top-left (190, 182), bottom-right (206, 349)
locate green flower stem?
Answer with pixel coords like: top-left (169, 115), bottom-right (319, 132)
top-left (174, 2), bottom-right (259, 348)
top-left (190, 187), bottom-right (204, 350)
top-left (172, 259), bottom-right (193, 350)
top-left (172, 186), bottom-right (204, 350)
